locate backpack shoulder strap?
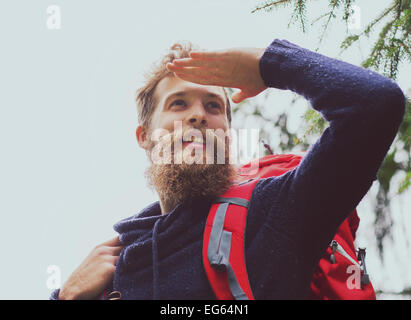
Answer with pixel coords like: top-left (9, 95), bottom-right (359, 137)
top-left (203, 154), bottom-right (305, 300)
top-left (202, 178), bottom-right (260, 300)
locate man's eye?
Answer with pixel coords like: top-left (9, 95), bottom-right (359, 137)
top-left (170, 99), bottom-right (186, 108)
top-left (207, 102), bottom-right (221, 110)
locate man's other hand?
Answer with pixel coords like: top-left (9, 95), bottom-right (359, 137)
top-left (58, 236), bottom-right (123, 300)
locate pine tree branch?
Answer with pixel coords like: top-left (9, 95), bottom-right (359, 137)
top-left (317, 0), bottom-right (340, 47)
top-left (340, 2), bottom-right (398, 53)
top-left (251, 0), bottom-right (291, 13)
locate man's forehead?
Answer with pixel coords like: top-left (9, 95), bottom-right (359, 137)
top-left (155, 76), bottom-right (226, 102)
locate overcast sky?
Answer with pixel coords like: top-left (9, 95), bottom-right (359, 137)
top-left (0, 0), bottom-right (410, 299)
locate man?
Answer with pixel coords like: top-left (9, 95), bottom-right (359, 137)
top-left (52, 39), bottom-right (405, 300)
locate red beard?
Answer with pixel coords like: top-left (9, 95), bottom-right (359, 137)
top-left (144, 126), bottom-right (238, 214)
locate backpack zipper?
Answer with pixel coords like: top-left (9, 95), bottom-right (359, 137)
top-left (329, 240), bottom-right (361, 268)
top-left (329, 240), bottom-right (370, 286)
top-left (357, 247), bottom-right (370, 285)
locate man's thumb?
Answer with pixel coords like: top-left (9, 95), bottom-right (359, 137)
top-left (231, 90), bottom-right (248, 104)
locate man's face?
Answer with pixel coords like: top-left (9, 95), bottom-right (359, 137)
top-left (137, 75), bottom-right (237, 213)
top-left (137, 75), bottom-right (230, 156)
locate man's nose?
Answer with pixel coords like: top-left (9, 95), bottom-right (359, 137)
top-left (187, 102), bottom-right (207, 126)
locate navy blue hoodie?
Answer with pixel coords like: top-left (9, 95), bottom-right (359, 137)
top-left (51, 39), bottom-right (405, 300)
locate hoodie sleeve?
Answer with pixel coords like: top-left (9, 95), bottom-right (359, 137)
top-left (246, 39), bottom-right (406, 288)
top-left (49, 289), bottom-right (60, 300)
top-left (49, 288), bottom-right (108, 300)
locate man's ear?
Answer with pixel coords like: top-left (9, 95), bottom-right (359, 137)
top-left (136, 125), bottom-right (150, 150)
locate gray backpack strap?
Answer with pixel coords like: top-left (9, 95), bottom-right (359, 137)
top-left (207, 197), bottom-right (250, 300)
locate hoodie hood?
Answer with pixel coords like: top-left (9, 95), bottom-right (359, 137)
top-left (112, 198), bottom-right (213, 299)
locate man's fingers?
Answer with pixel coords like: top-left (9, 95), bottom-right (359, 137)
top-left (175, 66), bottom-right (218, 78)
top-left (174, 72), bottom-right (229, 88)
top-left (167, 64), bottom-right (216, 78)
top-left (169, 58), bottom-right (210, 68)
top-left (231, 90), bottom-right (249, 104)
top-left (173, 72), bottom-right (214, 86)
top-left (189, 50), bottom-right (224, 60)
top-left (101, 236), bottom-right (121, 247)
top-left (107, 255), bottom-right (120, 266)
top-left (110, 245), bottom-right (123, 256)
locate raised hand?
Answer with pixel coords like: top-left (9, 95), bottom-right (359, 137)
top-left (166, 47), bottom-right (267, 103)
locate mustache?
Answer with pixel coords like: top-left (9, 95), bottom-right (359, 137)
top-left (148, 126), bottom-right (230, 161)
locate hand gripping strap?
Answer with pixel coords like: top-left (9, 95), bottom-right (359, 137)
top-left (203, 179), bottom-right (260, 300)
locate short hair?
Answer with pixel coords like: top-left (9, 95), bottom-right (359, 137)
top-left (136, 41), bottom-right (232, 130)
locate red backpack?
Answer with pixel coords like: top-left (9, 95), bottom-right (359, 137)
top-left (202, 153), bottom-right (376, 300)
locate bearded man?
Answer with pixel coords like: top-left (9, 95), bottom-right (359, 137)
top-left (51, 39), bottom-right (405, 300)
